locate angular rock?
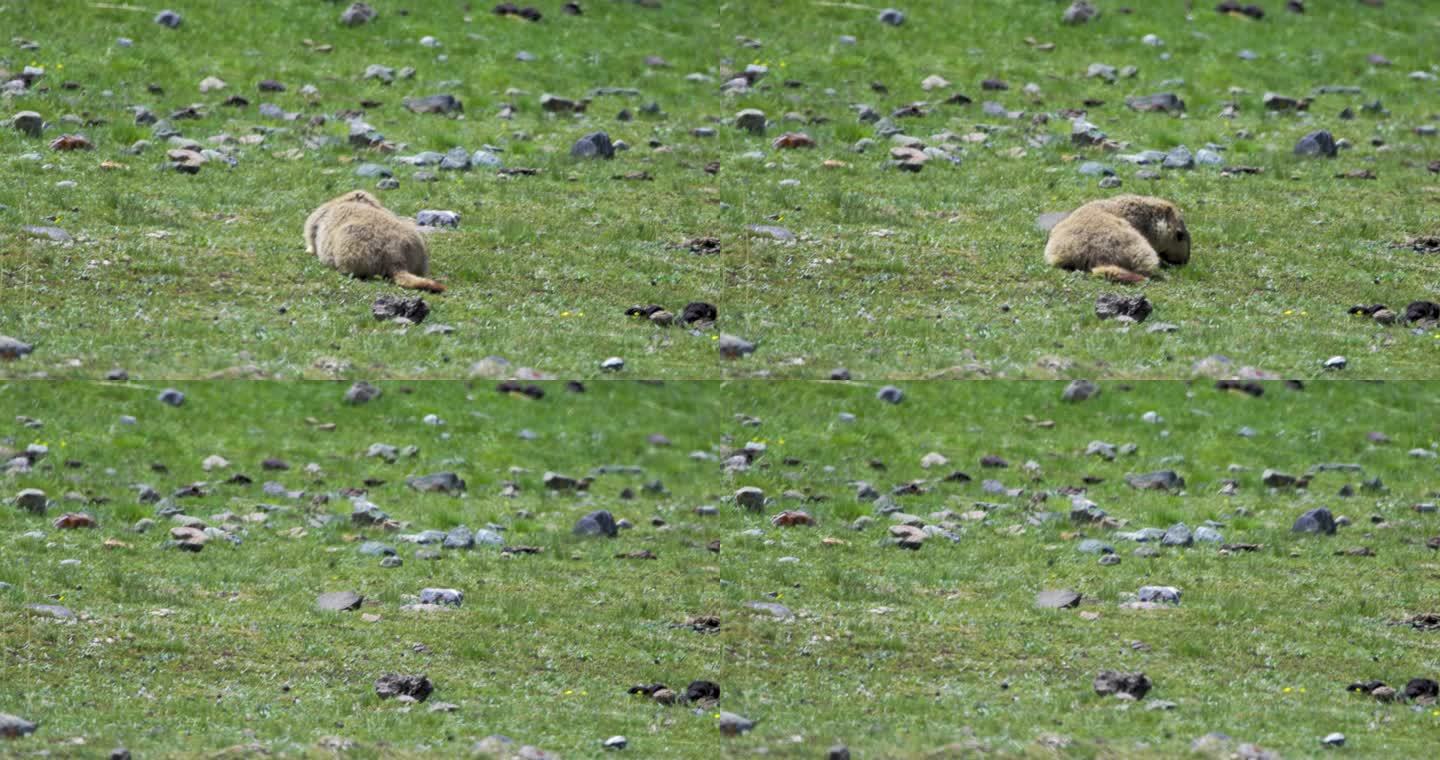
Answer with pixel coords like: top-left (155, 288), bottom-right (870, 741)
top-left (341, 2), bottom-right (376, 26)
top-left (374, 673), bottom-right (432, 702)
top-left (405, 95), bottom-right (463, 115)
top-left (1294, 130), bottom-right (1338, 158)
top-left (419, 588), bottom-right (463, 607)
top-left (406, 472), bottom-right (465, 494)
top-left (573, 510), bottom-right (618, 537)
top-left (344, 381), bottom-right (381, 405)
top-left (1094, 671), bottom-right (1152, 699)
top-left (1126, 470), bottom-right (1184, 491)
top-left (1096, 293), bottom-right (1153, 322)
top-left (570, 131), bottom-right (614, 159)
top-left (317, 591), bottom-right (363, 612)
top-left (1292, 508), bottom-right (1336, 535)
top-left (1035, 589), bottom-right (1082, 609)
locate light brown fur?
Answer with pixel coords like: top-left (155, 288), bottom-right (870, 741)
top-left (1044, 195), bottom-right (1191, 283)
top-left (303, 190), bottom-right (445, 293)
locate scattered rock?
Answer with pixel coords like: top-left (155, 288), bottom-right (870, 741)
top-left (1294, 130), bottom-right (1338, 158)
top-left (153, 9), bottom-right (182, 28)
top-left (1062, 380), bottom-right (1099, 402)
top-left (345, 381), bottom-right (381, 405)
top-left (1292, 507), bottom-right (1337, 535)
top-left (574, 510), bottom-right (618, 537)
top-left (340, 2), bottom-right (376, 26)
top-left (1036, 589), bottom-right (1082, 609)
top-left (317, 591), bottom-right (363, 612)
top-left (571, 131), bottom-right (615, 159)
top-left (0, 713), bottom-right (37, 738)
top-left (1126, 470), bottom-right (1184, 491)
top-left (1096, 293), bottom-right (1153, 323)
top-left (372, 295), bottom-right (430, 323)
top-left (1063, 1), bottom-right (1099, 24)
top-left (1094, 671), bottom-right (1152, 699)
top-left (406, 472), bottom-right (465, 494)
top-left (876, 385), bottom-right (904, 404)
top-left (374, 673), bottom-right (433, 702)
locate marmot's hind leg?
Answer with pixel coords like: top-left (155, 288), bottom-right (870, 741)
top-left (1091, 265), bottom-right (1149, 284)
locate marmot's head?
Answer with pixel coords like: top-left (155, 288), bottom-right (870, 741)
top-left (1109, 195), bottom-right (1190, 266)
top-left (1149, 200), bottom-right (1190, 266)
top-left (340, 190), bottom-right (383, 208)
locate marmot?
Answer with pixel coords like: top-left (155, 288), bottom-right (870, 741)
top-left (1044, 195), bottom-right (1190, 283)
top-left (303, 190), bottom-right (445, 293)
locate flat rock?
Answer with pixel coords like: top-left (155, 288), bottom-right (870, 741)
top-left (406, 472), bottom-right (465, 494)
top-left (374, 673), bottom-right (432, 702)
top-left (1036, 589), bottom-right (1082, 609)
top-left (0, 713), bottom-right (37, 738)
top-left (1094, 670), bottom-right (1152, 699)
top-left (316, 591), bottom-right (363, 612)
top-left (1126, 470), bottom-right (1184, 491)
top-left (1096, 293), bottom-right (1153, 322)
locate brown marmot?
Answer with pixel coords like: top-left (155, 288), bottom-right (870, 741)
top-left (1044, 195), bottom-right (1190, 283)
top-left (303, 190), bottom-right (445, 293)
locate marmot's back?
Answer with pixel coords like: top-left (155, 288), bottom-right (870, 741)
top-left (304, 190), bottom-right (445, 293)
top-left (1044, 195), bottom-right (1190, 283)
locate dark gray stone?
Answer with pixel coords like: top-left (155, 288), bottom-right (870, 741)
top-left (0, 712), bottom-right (37, 738)
top-left (443, 526), bottom-right (475, 549)
top-left (1292, 507), bottom-right (1336, 535)
top-left (1077, 539), bottom-right (1114, 554)
top-left (154, 10), bottom-right (182, 28)
top-left (419, 588), bottom-right (463, 607)
top-left (1096, 293), bottom-right (1153, 322)
top-left (573, 510), bottom-right (618, 537)
top-left (157, 388), bottom-right (185, 406)
top-left (877, 8), bottom-right (906, 26)
top-left (1137, 586), bottom-right (1181, 604)
top-left (416, 210), bottom-right (461, 228)
top-left (1126, 93), bottom-right (1185, 113)
top-left (1094, 671), bottom-right (1152, 699)
top-left (1126, 470), bottom-right (1184, 491)
top-left (570, 131), bottom-right (615, 159)
top-left (405, 95), bottom-right (463, 115)
top-left (1161, 523), bottom-right (1193, 547)
top-left (1294, 130), bottom-right (1337, 158)
top-left (406, 472), bottom-right (465, 494)
top-left (876, 385), bottom-right (904, 404)
top-left (1062, 380), bottom-right (1099, 402)
top-left (341, 2), bottom-right (376, 26)
top-left (374, 673), bottom-right (432, 701)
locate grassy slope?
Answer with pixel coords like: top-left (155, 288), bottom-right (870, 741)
top-left (3, 380), bottom-right (1440, 757)
top-left (0, 1), bottom-right (1437, 379)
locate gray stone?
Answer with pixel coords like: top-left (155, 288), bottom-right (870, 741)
top-left (745, 601), bottom-right (793, 620)
top-left (419, 588), bottom-right (463, 607)
top-left (574, 510), bottom-right (618, 537)
top-left (1035, 589), bottom-right (1082, 609)
top-left (406, 472), bottom-right (466, 494)
top-left (1062, 380), bottom-right (1099, 402)
top-left (717, 334), bottom-right (756, 358)
top-left (1094, 671), bottom-right (1151, 699)
top-left (603, 736), bottom-right (627, 750)
top-left (405, 95), bottom-right (462, 115)
top-left (570, 131), bottom-right (614, 159)
top-left (1126, 470), bottom-right (1184, 491)
top-left (157, 388), bottom-right (185, 406)
top-left (414, 210), bottom-right (457, 228)
top-left (1126, 93), bottom-right (1185, 113)
top-left (1323, 355), bottom-right (1347, 371)
top-left (1137, 586), bottom-right (1181, 604)
top-left (877, 8), bottom-right (905, 26)
top-left (14, 488), bottom-right (46, 514)
top-left (154, 9), bottom-right (182, 28)
top-left (1161, 523), bottom-right (1193, 547)
top-left (1077, 539), bottom-right (1114, 555)
top-left (1079, 161), bottom-right (1114, 177)
top-left (1096, 293), bottom-right (1152, 322)
top-left (1295, 130), bottom-right (1338, 158)
top-left (1262, 469), bottom-right (1298, 488)
top-left (344, 381), bottom-right (381, 405)
top-left (718, 711), bottom-right (756, 736)
top-left (1322, 733), bottom-right (1345, 747)
top-left (374, 673), bottom-right (433, 702)
top-left (0, 713), bottom-right (37, 738)
top-left (316, 591), bottom-right (363, 612)
top-left (1086, 441), bottom-right (1118, 460)
top-left (443, 526), bottom-right (475, 549)
top-left (1194, 526), bottom-right (1224, 543)
top-left (355, 163), bottom-right (392, 178)
top-left (1063, 1), bottom-right (1099, 24)
top-left (876, 385), bottom-right (904, 404)
top-left (12, 111), bottom-right (43, 137)
top-left (471, 150), bottom-right (503, 168)
top-left (380, 555), bottom-right (403, 568)
top-left (1163, 145), bottom-right (1194, 169)
top-left (1292, 508), bottom-right (1336, 535)
top-left (1196, 148), bottom-right (1224, 166)
top-left (359, 541), bottom-right (396, 557)
top-left (21, 226), bottom-right (70, 243)
top-left (26, 603), bottom-right (74, 620)
top-left (735, 109), bottom-right (767, 134)
top-left (341, 2), bottom-right (376, 26)
top-left (735, 487), bottom-right (765, 511)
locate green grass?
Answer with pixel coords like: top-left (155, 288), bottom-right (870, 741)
top-left (1, 1), bottom-right (1438, 379)
top-left (4, 380), bottom-right (1440, 757)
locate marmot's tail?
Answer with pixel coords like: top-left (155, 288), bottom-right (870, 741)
top-left (1091, 265), bottom-right (1147, 284)
top-left (393, 271), bottom-right (446, 293)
